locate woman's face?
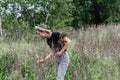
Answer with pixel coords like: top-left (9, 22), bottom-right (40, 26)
top-left (36, 30), bottom-right (47, 38)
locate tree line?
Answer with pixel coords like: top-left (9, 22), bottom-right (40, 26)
top-left (0, 0), bottom-right (120, 32)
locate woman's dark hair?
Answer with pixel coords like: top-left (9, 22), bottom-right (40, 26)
top-left (59, 33), bottom-right (68, 40)
top-left (53, 33), bottom-right (68, 52)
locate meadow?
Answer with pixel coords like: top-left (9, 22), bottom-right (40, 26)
top-left (0, 24), bottom-right (120, 80)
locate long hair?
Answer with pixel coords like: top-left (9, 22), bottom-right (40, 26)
top-left (53, 33), bottom-right (68, 52)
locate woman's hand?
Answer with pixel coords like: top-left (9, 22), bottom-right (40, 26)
top-left (37, 59), bottom-right (44, 64)
top-left (56, 51), bottom-right (63, 56)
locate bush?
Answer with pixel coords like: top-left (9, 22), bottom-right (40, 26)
top-left (0, 53), bottom-right (15, 80)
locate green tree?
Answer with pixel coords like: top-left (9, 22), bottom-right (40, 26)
top-left (17, 0), bottom-right (73, 29)
top-left (46, 0), bottom-right (73, 29)
top-left (72, 0), bottom-right (120, 29)
top-left (11, 0), bottom-right (73, 29)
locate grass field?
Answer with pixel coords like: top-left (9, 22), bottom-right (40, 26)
top-left (0, 24), bottom-right (120, 80)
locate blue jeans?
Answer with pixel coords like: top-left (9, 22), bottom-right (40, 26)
top-left (56, 51), bottom-right (70, 80)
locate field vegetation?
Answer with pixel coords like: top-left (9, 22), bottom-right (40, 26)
top-left (0, 24), bottom-right (120, 80)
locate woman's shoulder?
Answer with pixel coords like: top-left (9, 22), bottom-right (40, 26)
top-left (52, 32), bottom-right (60, 36)
top-left (52, 32), bottom-right (60, 34)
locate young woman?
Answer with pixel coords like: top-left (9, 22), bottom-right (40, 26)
top-left (35, 24), bottom-right (71, 80)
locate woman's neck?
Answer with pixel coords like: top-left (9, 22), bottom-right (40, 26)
top-left (47, 32), bottom-right (52, 38)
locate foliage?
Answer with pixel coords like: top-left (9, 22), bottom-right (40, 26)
top-left (0, 53), bottom-right (15, 80)
top-left (0, 0), bottom-right (120, 31)
top-left (72, 0), bottom-right (120, 28)
top-left (0, 25), bottom-right (120, 80)
top-left (46, 0), bottom-right (73, 29)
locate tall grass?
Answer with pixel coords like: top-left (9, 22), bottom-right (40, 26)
top-left (0, 24), bottom-right (120, 80)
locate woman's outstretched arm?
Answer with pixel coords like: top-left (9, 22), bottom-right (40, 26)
top-left (37, 49), bottom-right (54, 64)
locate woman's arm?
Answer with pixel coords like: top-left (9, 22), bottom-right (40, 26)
top-left (37, 49), bottom-right (54, 64)
top-left (56, 37), bottom-right (71, 56)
